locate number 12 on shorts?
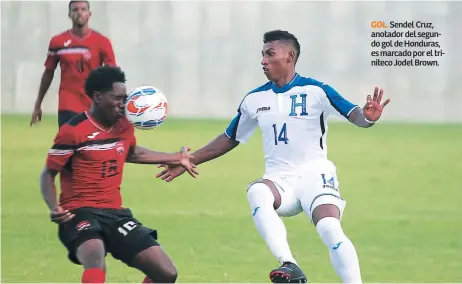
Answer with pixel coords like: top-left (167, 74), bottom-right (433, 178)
top-left (272, 123), bottom-right (289, 145)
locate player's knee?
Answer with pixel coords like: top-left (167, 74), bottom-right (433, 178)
top-left (315, 216), bottom-right (346, 248)
top-left (147, 264), bottom-right (178, 283)
top-left (76, 239), bottom-right (106, 269)
top-left (163, 266), bottom-right (178, 283)
top-left (247, 182), bottom-right (275, 208)
top-left (134, 245), bottom-right (178, 283)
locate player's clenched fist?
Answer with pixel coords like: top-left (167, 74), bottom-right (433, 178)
top-left (50, 206), bottom-right (75, 224)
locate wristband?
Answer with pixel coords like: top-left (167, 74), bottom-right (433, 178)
top-left (365, 117), bottom-right (376, 124)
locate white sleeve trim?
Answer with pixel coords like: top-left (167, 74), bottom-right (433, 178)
top-left (347, 105), bottom-right (360, 117)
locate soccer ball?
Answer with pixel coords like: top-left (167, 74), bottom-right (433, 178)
top-left (125, 86), bottom-right (168, 130)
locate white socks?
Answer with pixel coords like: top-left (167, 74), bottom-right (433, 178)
top-left (316, 217), bottom-right (362, 283)
top-left (247, 183), bottom-right (297, 265)
top-left (247, 183), bottom-right (362, 283)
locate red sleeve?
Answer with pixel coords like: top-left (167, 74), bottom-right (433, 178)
top-left (101, 36), bottom-right (116, 66)
top-left (44, 38), bottom-right (59, 71)
top-left (46, 125), bottom-right (76, 172)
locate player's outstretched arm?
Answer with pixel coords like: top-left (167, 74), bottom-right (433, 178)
top-left (191, 133), bottom-right (239, 166)
top-left (126, 145), bottom-right (191, 165)
top-left (157, 95), bottom-right (255, 182)
top-left (40, 166), bottom-right (75, 223)
top-left (348, 86), bottom-right (390, 128)
top-left (126, 145), bottom-right (198, 177)
top-left (156, 133), bottom-right (239, 182)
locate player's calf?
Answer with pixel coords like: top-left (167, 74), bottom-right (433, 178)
top-left (247, 181), bottom-right (297, 265)
top-left (76, 239), bottom-right (106, 283)
top-left (312, 204), bottom-right (362, 283)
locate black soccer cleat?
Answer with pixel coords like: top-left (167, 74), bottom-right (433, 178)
top-left (269, 262), bottom-right (307, 283)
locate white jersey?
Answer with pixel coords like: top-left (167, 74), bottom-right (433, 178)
top-left (225, 74), bottom-right (358, 176)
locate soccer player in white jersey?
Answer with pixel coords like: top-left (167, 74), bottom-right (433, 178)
top-left (157, 30), bottom-right (390, 283)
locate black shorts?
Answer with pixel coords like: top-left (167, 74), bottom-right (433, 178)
top-left (58, 207), bottom-right (159, 266)
top-left (58, 110), bottom-right (79, 127)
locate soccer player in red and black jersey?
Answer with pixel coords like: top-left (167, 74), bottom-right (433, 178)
top-left (31, 1), bottom-right (117, 127)
top-left (40, 66), bottom-right (197, 283)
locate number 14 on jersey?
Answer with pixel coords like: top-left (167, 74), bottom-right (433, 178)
top-left (272, 123), bottom-right (289, 145)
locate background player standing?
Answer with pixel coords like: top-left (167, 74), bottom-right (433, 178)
top-left (31, 1), bottom-right (116, 127)
top-left (157, 30), bottom-right (390, 283)
top-left (41, 66), bottom-right (197, 283)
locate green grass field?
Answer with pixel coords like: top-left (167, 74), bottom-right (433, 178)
top-left (1, 114), bottom-right (461, 283)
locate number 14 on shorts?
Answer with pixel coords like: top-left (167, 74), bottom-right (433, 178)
top-left (321, 174), bottom-right (338, 191)
top-left (272, 123), bottom-right (289, 145)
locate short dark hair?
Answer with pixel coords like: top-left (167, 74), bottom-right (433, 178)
top-left (263, 30), bottom-right (301, 63)
top-left (68, 1), bottom-right (90, 12)
top-left (85, 66), bottom-right (126, 98)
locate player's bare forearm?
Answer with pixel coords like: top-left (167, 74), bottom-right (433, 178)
top-left (35, 69), bottom-right (54, 106)
top-left (348, 107), bottom-right (375, 128)
top-left (126, 146), bottom-right (183, 165)
top-left (40, 167), bottom-right (59, 210)
top-left (191, 133), bottom-right (239, 165)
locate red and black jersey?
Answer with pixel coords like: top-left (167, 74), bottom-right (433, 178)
top-left (45, 29), bottom-right (117, 113)
top-left (46, 112), bottom-right (135, 211)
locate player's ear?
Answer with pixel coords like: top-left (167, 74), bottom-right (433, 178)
top-left (92, 91), bottom-right (101, 103)
top-left (288, 50), bottom-right (295, 63)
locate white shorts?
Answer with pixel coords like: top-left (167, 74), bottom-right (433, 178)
top-left (258, 160), bottom-right (346, 222)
